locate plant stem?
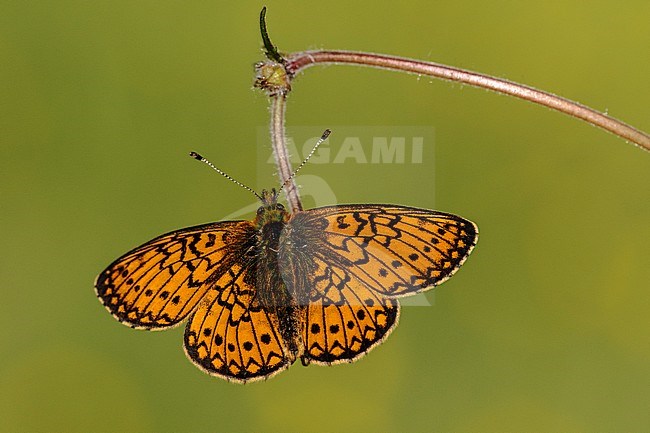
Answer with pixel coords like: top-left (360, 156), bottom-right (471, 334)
top-left (270, 94), bottom-right (302, 211)
top-left (286, 50), bottom-right (650, 152)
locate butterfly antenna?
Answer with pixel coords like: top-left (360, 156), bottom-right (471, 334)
top-left (278, 129), bottom-right (331, 193)
top-left (189, 151), bottom-right (262, 200)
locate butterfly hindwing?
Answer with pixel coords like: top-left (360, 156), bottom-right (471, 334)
top-left (286, 205), bottom-right (478, 298)
top-left (297, 255), bottom-right (399, 364)
top-left (95, 221), bottom-right (253, 329)
top-left (183, 262), bottom-right (299, 383)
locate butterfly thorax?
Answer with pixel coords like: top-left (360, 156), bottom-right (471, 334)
top-left (251, 189), bottom-right (291, 306)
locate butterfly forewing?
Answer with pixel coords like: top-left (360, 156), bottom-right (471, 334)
top-left (95, 221), bottom-right (253, 329)
top-left (285, 205), bottom-right (478, 298)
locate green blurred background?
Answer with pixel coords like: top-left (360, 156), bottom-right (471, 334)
top-left (1, 1), bottom-right (648, 432)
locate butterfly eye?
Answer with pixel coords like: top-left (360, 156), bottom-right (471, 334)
top-left (276, 203), bottom-right (285, 211)
top-left (256, 206), bottom-right (265, 215)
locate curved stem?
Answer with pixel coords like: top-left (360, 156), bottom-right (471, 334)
top-left (286, 50), bottom-right (650, 152)
top-left (270, 94), bottom-right (302, 212)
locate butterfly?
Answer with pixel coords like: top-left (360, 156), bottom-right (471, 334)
top-left (95, 141), bottom-right (478, 383)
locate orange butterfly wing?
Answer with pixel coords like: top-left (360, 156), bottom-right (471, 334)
top-left (295, 254), bottom-right (399, 364)
top-left (281, 204), bottom-right (476, 364)
top-left (95, 221), bottom-right (253, 329)
top-left (184, 262), bottom-right (299, 383)
top-left (287, 205), bottom-right (478, 298)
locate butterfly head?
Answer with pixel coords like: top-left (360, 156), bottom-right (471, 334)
top-left (254, 188), bottom-right (288, 227)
